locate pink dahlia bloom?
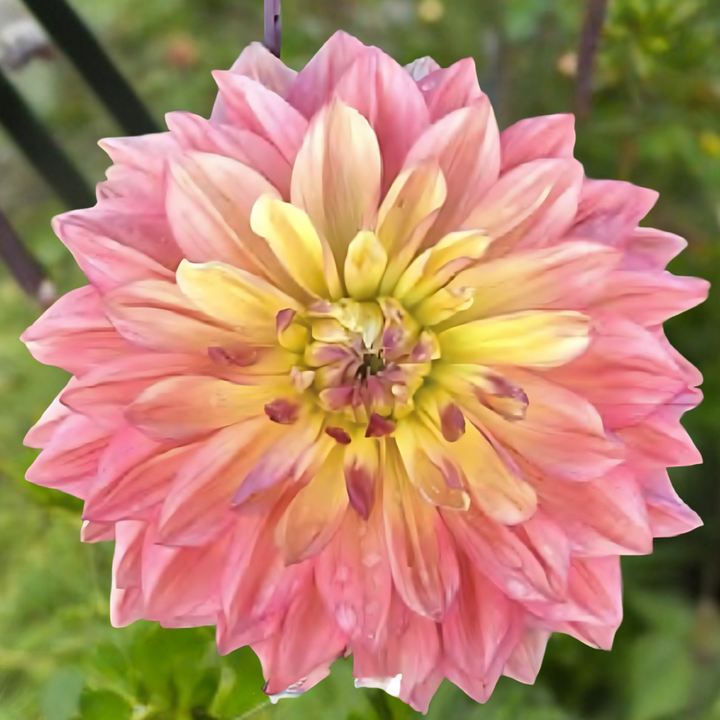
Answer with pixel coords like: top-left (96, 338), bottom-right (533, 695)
top-left (23, 32), bottom-right (708, 711)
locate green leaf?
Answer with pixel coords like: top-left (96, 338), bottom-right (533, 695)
top-left (79, 689), bottom-right (132, 720)
top-left (40, 668), bottom-right (85, 720)
top-left (629, 633), bottom-right (693, 720)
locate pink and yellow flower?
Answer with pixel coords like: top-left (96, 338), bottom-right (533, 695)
top-left (22, 32), bottom-right (708, 711)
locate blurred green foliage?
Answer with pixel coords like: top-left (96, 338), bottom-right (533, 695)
top-left (0, 0), bottom-right (719, 718)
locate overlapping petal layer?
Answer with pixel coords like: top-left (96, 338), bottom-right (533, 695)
top-left (23, 31), bottom-right (708, 713)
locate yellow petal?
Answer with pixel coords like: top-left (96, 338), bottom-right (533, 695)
top-left (291, 99), bottom-right (382, 274)
top-left (344, 231), bottom-right (388, 300)
top-left (395, 416), bottom-right (470, 510)
top-left (276, 445), bottom-right (349, 564)
top-left (452, 423), bottom-right (537, 525)
top-left (176, 259), bottom-right (298, 344)
top-left (377, 162), bottom-right (447, 294)
top-left (413, 286), bottom-right (474, 327)
top-left (395, 230), bottom-right (490, 306)
top-left (439, 310), bottom-right (590, 367)
top-left (250, 195), bottom-right (334, 298)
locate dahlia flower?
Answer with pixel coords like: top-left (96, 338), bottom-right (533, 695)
top-left (22, 32), bottom-right (708, 712)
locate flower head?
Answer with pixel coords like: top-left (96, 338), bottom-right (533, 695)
top-left (22, 32), bottom-right (708, 712)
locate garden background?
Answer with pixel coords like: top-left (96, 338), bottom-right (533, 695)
top-left (0, 0), bottom-right (719, 718)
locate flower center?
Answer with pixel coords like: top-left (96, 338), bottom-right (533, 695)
top-left (278, 297), bottom-right (440, 432)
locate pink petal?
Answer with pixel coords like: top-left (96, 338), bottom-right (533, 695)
top-left (54, 214), bottom-right (173, 292)
top-left (158, 418), bottom-right (283, 545)
top-left (166, 111), bottom-right (292, 198)
top-left (315, 504), bottom-right (392, 643)
top-left (287, 31), bottom-right (370, 118)
top-left (220, 502), bottom-right (309, 652)
top-left (126, 375), bottom-right (272, 441)
top-left (24, 384), bottom-right (74, 449)
top-left (416, 58), bottom-right (485, 120)
top-left (500, 114), bottom-right (576, 172)
top-left (99, 132), bottom-right (179, 176)
top-left (60, 353), bottom-right (232, 428)
top-left (466, 158), bottom-right (584, 257)
top-left (406, 100), bottom-right (501, 245)
top-left (103, 280), bottom-right (243, 354)
top-left (404, 56), bottom-right (441, 81)
top-left (537, 465), bottom-right (653, 556)
top-left (383, 443), bottom-right (459, 620)
top-left (22, 285), bottom-right (138, 376)
top-left (353, 594), bottom-right (440, 712)
top-left (548, 316), bottom-right (690, 429)
top-left (215, 42), bottom-right (296, 117)
top-left (84, 439), bottom-right (199, 523)
top-left (142, 522), bottom-right (230, 621)
top-left (212, 71), bottom-right (307, 164)
top-left (25, 414), bottom-right (111, 499)
top-left (334, 48), bottom-right (431, 192)
top-left (442, 556), bottom-right (514, 683)
top-left (469, 368), bottom-right (623, 482)
top-left (166, 151), bottom-right (288, 277)
top-left (622, 227), bottom-right (688, 271)
top-left (566, 178), bottom-right (658, 245)
top-left (444, 241), bottom-right (620, 328)
top-left (637, 467), bottom-right (703, 537)
top-left (445, 505), bottom-right (570, 604)
top-left (80, 520), bottom-right (115, 543)
top-left (65, 203), bottom-right (182, 272)
top-left (502, 626), bottom-right (551, 684)
top-left (262, 579), bottom-right (348, 697)
top-left (619, 389), bottom-right (703, 468)
top-left (595, 270), bottom-right (709, 326)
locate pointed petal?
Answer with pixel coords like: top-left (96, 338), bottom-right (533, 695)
top-left (500, 114), bottom-right (576, 172)
top-left (287, 31), bottom-right (370, 118)
top-left (22, 286), bottom-right (137, 376)
top-left (103, 280), bottom-right (245, 353)
top-left (225, 42), bottom-right (296, 96)
top-left (158, 418), bottom-right (282, 545)
top-left (250, 195), bottom-right (332, 298)
top-left (54, 214), bottom-right (173, 292)
top-left (262, 580), bottom-right (348, 696)
top-left (383, 441), bottom-right (459, 620)
top-left (405, 56), bottom-right (441, 81)
top-left (290, 99), bottom-right (381, 271)
top-left (623, 227), bottom-right (688, 271)
top-left (637, 467), bottom-right (703, 537)
top-left (406, 101), bottom-right (501, 246)
top-left (596, 271), bottom-right (709, 326)
top-left (175, 259), bottom-right (299, 343)
top-left (502, 626), bottom-right (551, 684)
top-left (276, 446), bottom-right (349, 564)
top-left (25, 414), bottom-right (111, 499)
top-left (442, 556), bottom-right (514, 682)
top-left (567, 178), bottom-right (658, 245)
top-left (212, 72), bottom-right (307, 164)
top-left (315, 505), bottom-right (392, 642)
top-left (416, 57), bottom-right (485, 120)
top-left (439, 310), bottom-right (590, 368)
top-left (466, 158), bottom-right (584, 256)
top-left (538, 465), bottom-right (653, 555)
top-left (166, 151), bottom-right (305, 289)
top-left (443, 241), bottom-right (619, 329)
top-left (126, 375), bottom-right (281, 441)
top-left (334, 49), bottom-right (431, 191)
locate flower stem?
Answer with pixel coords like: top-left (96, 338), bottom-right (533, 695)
top-left (263, 0), bottom-right (282, 58)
